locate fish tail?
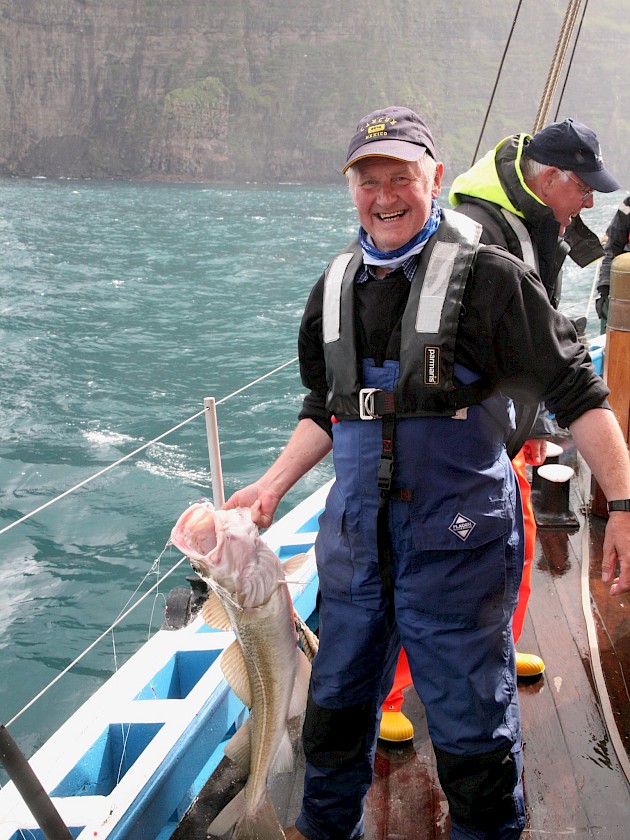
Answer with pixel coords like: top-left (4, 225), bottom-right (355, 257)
top-left (231, 790), bottom-right (286, 840)
top-left (207, 788), bottom-right (243, 836)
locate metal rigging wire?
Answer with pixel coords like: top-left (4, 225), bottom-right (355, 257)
top-left (471, 0), bottom-right (524, 166)
top-left (2, 355), bottom-right (299, 728)
top-left (472, 0), bottom-right (586, 161)
top-left (0, 355), bottom-right (298, 539)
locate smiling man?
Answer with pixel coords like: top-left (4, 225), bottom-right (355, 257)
top-left (225, 106), bottom-right (630, 840)
top-left (347, 154), bottom-right (442, 255)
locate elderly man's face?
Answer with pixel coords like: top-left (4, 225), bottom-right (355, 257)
top-left (544, 168), bottom-right (595, 234)
top-left (348, 157), bottom-right (443, 252)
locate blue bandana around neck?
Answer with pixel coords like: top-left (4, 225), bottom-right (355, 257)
top-left (359, 199), bottom-right (442, 269)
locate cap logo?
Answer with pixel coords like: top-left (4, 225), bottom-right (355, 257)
top-left (361, 115), bottom-right (398, 133)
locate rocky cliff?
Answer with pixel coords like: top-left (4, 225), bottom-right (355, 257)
top-left (0, 0), bottom-right (628, 185)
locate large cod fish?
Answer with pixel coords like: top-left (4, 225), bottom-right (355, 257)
top-left (169, 501), bottom-right (316, 840)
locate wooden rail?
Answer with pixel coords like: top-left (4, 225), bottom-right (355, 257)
top-left (592, 251), bottom-right (630, 517)
top-left (604, 251), bottom-right (630, 443)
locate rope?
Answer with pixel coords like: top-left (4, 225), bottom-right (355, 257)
top-left (532, 0), bottom-right (583, 133)
top-left (584, 261), bottom-right (600, 322)
top-left (553, 0), bottom-right (591, 122)
top-left (472, 0), bottom-right (585, 160)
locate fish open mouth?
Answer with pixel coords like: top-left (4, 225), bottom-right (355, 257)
top-left (170, 501), bottom-right (219, 561)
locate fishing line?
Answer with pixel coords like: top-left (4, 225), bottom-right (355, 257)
top-left (3, 355), bottom-right (299, 726)
top-left (112, 545), bottom-right (184, 785)
top-left (6, 553), bottom-right (188, 728)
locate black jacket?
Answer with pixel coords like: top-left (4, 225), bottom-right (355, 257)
top-left (597, 195), bottom-right (630, 321)
top-left (298, 241), bottom-right (609, 438)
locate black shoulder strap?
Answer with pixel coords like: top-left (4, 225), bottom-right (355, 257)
top-left (456, 197), bottom-right (525, 259)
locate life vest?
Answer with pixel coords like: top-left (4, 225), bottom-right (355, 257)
top-left (316, 210), bottom-right (517, 563)
top-left (322, 356), bottom-right (516, 558)
top-left (316, 217), bottom-right (520, 576)
top-left (322, 209), bottom-right (492, 420)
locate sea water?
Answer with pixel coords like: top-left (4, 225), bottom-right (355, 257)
top-left (0, 178), bottom-right (625, 777)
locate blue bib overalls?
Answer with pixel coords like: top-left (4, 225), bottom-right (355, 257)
top-left (296, 215), bottom-right (527, 839)
top-left (296, 380), bottom-right (526, 838)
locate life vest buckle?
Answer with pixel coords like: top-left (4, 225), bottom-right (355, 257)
top-left (359, 387), bottom-right (381, 420)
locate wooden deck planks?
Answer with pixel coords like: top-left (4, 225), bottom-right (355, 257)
top-left (519, 451), bottom-right (630, 839)
top-left (365, 694), bottom-right (448, 840)
top-left (587, 515), bottom-right (630, 761)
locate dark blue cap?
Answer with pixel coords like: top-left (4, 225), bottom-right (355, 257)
top-left (343, 107), bottom-right (436, 174)
top-left (525, 118), bottom-right (620, 193)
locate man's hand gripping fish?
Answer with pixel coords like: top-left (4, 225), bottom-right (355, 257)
top-left (170, 501), bottom-right (317, 840)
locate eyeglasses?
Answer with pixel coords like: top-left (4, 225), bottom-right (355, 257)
top-left (564, 172), bottom-right (594, 202)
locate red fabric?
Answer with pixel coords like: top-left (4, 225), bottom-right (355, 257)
top-left (382, 450), bottom-right (536, 710)
top-left (382, 646), bottom-right (411, 712)
top-left (511, 449), bottom-right (535, 643)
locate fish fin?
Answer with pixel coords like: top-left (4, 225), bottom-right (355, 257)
top-left (288, 647), bottom-right (311, 719)
top-left (224, 719), bottom-right (251, 771)
top-left (295, 611), bottom-right (319, 662)
top-left (282, 551), bottom-right (310, 577)
top-left (201, 593), bottom-right (231, 631)
top-left (220, 640), bottom-right (252, 708)
top-left (207, 787), bottom-right (245, 836)
top-left (271, 727), bottom-right (294, 776)
top-left (230, 790), bottom-right (285, 840)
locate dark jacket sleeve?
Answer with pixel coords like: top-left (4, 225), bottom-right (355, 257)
top-left (297, 273), bottom-right (332, 437)
top-left (457, 246), bottom-right (609, 429)
top-left (599, 196), bottom-right (630, 290)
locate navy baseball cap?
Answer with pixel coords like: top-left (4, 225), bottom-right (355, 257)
top-left (524, 118), bottom-right (620, 192)
top-left (343, 106), bottom-right (436, 174)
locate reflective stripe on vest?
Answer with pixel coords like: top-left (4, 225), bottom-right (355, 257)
top-left (323, 252), bottom-right (354, 344)
top-left (500, 208), bottom-right (538, 272)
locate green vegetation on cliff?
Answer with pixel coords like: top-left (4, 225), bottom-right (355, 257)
top-left (0, 0), bottom-right (627, 186)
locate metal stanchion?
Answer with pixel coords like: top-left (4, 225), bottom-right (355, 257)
top-left (534, 463), bottom-right (579, 530)
top-left (0, 723), bottom-right (73, 839)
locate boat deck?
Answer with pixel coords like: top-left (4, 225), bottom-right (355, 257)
top-left (175, 434), bottom-right (630, 840)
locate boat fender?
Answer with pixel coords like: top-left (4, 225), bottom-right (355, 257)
top-left (162, 575), bottom-right (208, 630)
